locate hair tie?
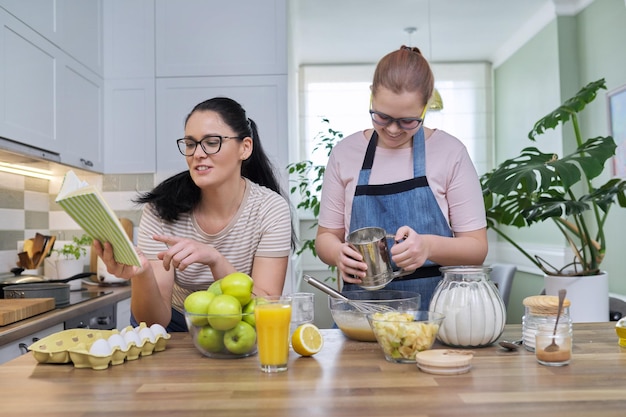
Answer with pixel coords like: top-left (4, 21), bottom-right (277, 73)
top-left (400, 45), bottom-right (422, 55)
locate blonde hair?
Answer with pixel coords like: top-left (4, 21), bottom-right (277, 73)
top-left (371, 46), bottom-right (434, 106)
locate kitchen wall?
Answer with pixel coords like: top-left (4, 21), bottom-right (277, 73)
top-left (0, 170), bottom-right (152, 274)
top-left (493, 0), bottom-right (626, 323)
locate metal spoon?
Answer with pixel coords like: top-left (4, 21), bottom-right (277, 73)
top-left (544, 288), bottom-right (567, 352)
top-left (499, 339), bottom-right (523, 351)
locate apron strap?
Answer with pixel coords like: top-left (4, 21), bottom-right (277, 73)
top-left (361, 131), bottom-right (378, 170)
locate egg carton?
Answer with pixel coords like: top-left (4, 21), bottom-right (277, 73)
top-left (28, 323), bottom-right (171, 370)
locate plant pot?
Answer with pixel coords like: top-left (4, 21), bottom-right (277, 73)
top-left (544, 271), bottom-right (609, 323)
top-left (55, 259), bottom-right (85, 291)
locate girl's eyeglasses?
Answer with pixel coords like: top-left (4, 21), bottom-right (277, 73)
top-left (369, 110), bottom-right (424, 130)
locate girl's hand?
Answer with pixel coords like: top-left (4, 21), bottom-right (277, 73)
top-left (93, 240), bottom-right (149, 280)
top-left (336, 242), bottom-right (368, 284)
top-left (390, 226), bottom-right (429, 271)
top-left (153, 234), bottom-right (218, 272)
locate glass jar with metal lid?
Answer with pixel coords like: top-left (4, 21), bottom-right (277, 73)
top-left (522, 295), bottom-right (573, 351)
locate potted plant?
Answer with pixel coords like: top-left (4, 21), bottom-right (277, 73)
top-left (287, 118), bottom-right (341, 277)
top-left (54, 234), bottom-right (93, 261)
top-left (52, 234), bottom-right (93, 288)
top-left (481, 78), bottom-right (626, 321)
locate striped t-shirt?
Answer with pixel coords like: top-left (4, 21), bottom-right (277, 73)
top-left (137, 178), bottom-right (292, 312)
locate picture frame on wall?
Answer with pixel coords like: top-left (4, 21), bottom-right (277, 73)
top-left (608, 84), bottom-right (626, 178)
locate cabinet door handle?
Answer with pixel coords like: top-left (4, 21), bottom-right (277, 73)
top-left (80, 158), bottom-right (94, 167)
top-left (18, 343), bottom-right (29, 355)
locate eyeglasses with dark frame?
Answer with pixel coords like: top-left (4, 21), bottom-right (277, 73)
top-left (369, 110), bottom-right (424, 130)
top-left (176, 135), bottom-right (242, 156)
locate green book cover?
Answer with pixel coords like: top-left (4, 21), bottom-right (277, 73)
top-left (55, 170), bottom-right (141, 267)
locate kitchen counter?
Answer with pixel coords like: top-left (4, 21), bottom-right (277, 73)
top-left (0, 284), bottom-right (131, 345)
top-left (1, 323), bottom-right (625, 416)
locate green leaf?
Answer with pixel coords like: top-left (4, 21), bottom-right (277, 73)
top-left (528, 79), bottom-right (606, 140)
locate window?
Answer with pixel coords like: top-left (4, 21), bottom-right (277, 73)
top-left (298, 62), bottom-right (493, 182)
top-left (299, 65), bottom-right (374, 168)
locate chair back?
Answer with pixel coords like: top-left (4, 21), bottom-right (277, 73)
top-left (489, 263), bottom-right (517, 308)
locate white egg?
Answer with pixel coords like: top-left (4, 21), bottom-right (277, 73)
top-left (107, 334), bottom-right (128, 351)
top-left (150, 323), bottom-right (167, 338)
top-left (139, 327), bottom-right (156, 343)
top-left (89, 338), bottom-right (112, 356)
top-left (123, 330), bottom-right (142, 346)
top-left (120, 326), bottom-right (133, 337)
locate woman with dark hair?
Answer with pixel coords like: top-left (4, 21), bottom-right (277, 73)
top-left (95, 97), bottom-right (294, 331)
top-left (315, 46), bottom-right (487, 310)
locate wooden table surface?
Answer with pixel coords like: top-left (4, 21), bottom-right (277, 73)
top-left (1, 322), bottom-right (625, 417)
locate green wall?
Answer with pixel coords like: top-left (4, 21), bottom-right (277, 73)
top-left (494, 0), bottom-right (626, 323)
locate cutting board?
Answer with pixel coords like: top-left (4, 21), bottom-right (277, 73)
top-left (0, 298), bottom-right (56, 326)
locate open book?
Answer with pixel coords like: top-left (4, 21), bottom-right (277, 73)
top-left (55, 170), bottom-right (141, 267)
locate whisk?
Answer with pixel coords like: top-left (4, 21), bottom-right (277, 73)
top-left (303, 274), bottom-right (396, 314)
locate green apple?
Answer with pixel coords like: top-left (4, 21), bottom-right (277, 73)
top-left (242, 298), bottom-right (257, 327)
top-left (184, 291), bottom-right (216, 326)
top-left (224, 321), bottom-right (256, 354)
top-left (195, 326), bottom-right (225, 353)
top-left (220, 272), bottom-right (254, 305)
top-left (207, 280), bottom-right (223, 295)
top-left (207, 294), bottom-right (242, 330)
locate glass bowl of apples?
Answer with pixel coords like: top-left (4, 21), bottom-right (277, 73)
top-left (185, 308), bottom-right (257, 359)
top-left (184, 284), bottom-right (257, 359)
top-left (367, 311), bottom-right (444, 363)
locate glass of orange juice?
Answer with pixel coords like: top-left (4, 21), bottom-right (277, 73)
top-left (254, 295), bottom-right (292, 373)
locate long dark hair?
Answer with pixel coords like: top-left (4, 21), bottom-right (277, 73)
top-left (135, 97), bottom-right (295, 248)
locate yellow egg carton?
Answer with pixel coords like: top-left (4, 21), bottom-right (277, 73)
top-left (28, 323), bottom-right (171, 370)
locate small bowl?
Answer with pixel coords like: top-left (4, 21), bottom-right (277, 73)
top-left (329, 290), bottom-right (420, 342)
top-left (185, 311), bottom-right (257, 359)
top-left (367, 310), bottom-right (445, 363)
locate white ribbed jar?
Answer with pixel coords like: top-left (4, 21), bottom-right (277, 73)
top-left (429, 266), bottom-right (506, 348)
top-left (522, 295), bottom-right (573, 351)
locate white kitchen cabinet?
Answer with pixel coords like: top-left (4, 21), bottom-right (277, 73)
top-left (155, 76), bottom-right (288, 181)
top-left (103, 78), bottom-right (156, 173)
top-left (155, 0), bottom-right (286, 77)
top-left (103, 0), bottom-right (154, 80)
top-left (102, 0), bottom-right (156, 174)
top-left (0, 7), bottom-right (103, 172)
top-left (0, 9), bottom-right (59, 153)
top-left (0, 0), bottom-right (103, 76)
top-left (57, 57), bottom-right (104, 173)
top-left (0, 323), bottom-right (63, 365)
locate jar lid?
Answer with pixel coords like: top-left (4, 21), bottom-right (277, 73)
top-left (523, 295), bottom-right (571, 315)
top-left (415, 349), bottom-right (474, 375)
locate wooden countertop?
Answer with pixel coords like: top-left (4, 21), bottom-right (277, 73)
top-left (0, 284), bottom-right (131, 344)
top-left (1, 322), bottom-right (625, 416)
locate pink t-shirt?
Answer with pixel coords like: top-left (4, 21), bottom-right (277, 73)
top-left (318, 128), bottom-right (487, 237)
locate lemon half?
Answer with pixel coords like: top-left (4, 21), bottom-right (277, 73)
top-left (291, 323), bottom-right (323, 356)
top-left (616, 317), bottom-right (626, 347)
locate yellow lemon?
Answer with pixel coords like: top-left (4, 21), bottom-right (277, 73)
top-left (615, 317), bottom-right (626, 347)
top-left (291, 323), bottom-right (323, 356)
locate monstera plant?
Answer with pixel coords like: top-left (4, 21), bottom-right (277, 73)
top-left (481, 78), bottom-right (626, 276)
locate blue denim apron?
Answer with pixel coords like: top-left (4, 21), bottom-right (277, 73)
top-left (343, 128), bottom-right (453, 310)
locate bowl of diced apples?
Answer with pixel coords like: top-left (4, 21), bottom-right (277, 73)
top-left (367, 311), bottom-right (445, 363)
top-left (329, 290), bottom-right (421, 342)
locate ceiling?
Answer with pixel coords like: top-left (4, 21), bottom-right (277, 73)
top-left (290, 0), bottom-right (587, 67)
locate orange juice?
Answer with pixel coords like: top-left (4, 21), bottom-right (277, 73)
top-left (255, 299), bottom-right (292, 372)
